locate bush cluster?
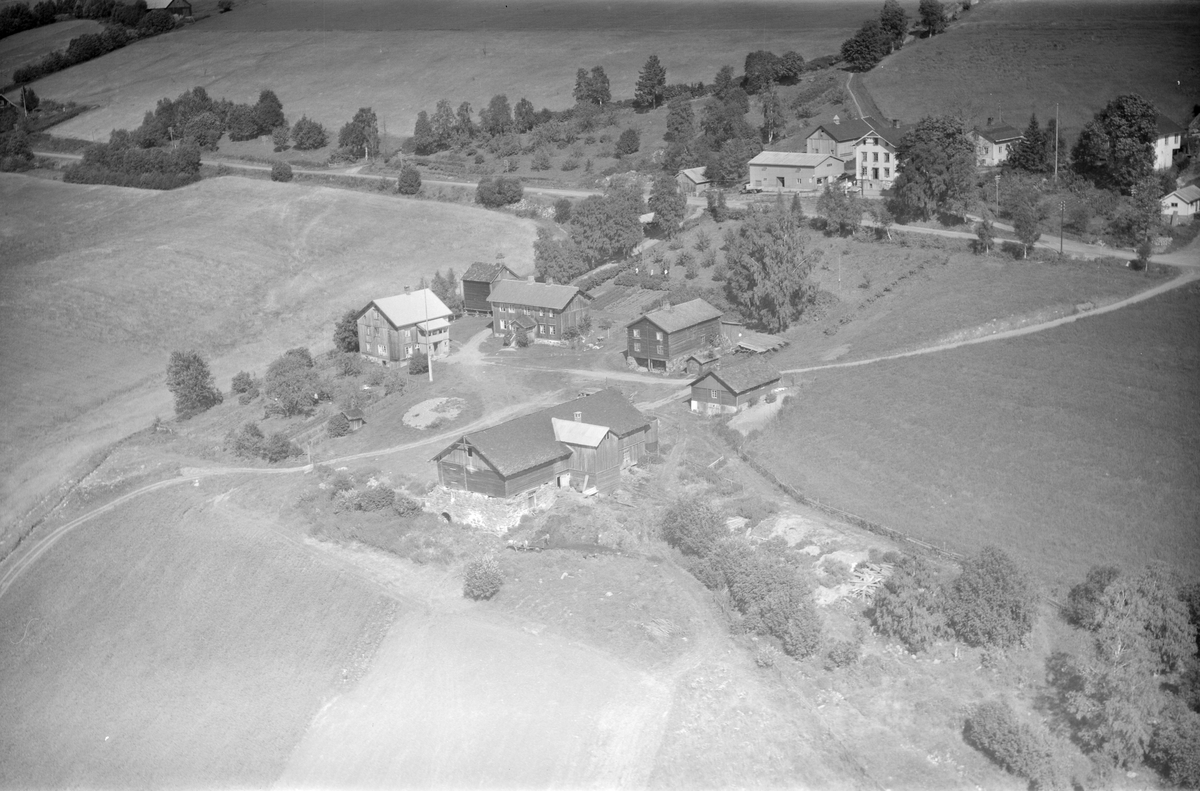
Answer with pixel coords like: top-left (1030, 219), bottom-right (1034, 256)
top-left (1, 1), bottom-right (58, 42)
top-left (463, 554), bottom-right (503, 600)
top-left (870, 554), bottom-right (949, 653)
top-left (475, 175), bottom-right (523, 207)
top-left (353, 486), bottom-right (394, 512)
top-left (326, 412), bottom-right (350, 437)
top-left (225, 421), bottom-right (300, 463)
top-left (270, 160), bottom-right (293, 182)
top-left (12, 19), bottom-right (152, 84)
top-left (964, 701), bottom-right (1063, 789)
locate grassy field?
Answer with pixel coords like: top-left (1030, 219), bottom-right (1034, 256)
top-left (0, 18), bottom-right (102, 84)
top-left (0, 480), bottom-right (393, 788)
top-left (748, 282), bottom-right (1200, 587)
top-left (0, 173), bottom-right (536, 554)
top-left (862, 0), bottom-right (1200, 135)
top-left (27, 0), bottom-right (881, 142)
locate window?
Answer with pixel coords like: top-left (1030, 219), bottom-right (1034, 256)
top-left (710, 389), bottom-right (720, 400)
top-left (884, 168), bottom-right (891, 178)
top-left (655, 331), bottom-right (663, 341)
top-left (861, 166), bottom-right (868, 177)
top-left (871, 137), bottom-right (879, 145)
top-left (656, 344), bottom-right (664, 354)
top-left (873, 152), bottom-right (879, 162)
top-left (633, 341), bottom-right (641, 352)
top-left (632, 328), bottom-right (641, 339)
top-left (538, 324), bottom-right (546, 336)
top-left (377, 343), bottom-right (386, 355)
top-left (884, 153), bottom-right (890, 162)
top-left (499, 320), bottom-right (508, 330)
top-left (548, 325), bottom-right (555, 335)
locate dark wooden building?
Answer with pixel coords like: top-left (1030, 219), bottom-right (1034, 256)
top-left (146, 0), bottom-right (192, 15)
top-left (626, 298), bottom-right (723, 373)
top-left (690, 361), bottom-right (781, 415)
top-left (461, 261), bottom-right (520, 315)
top-left (488, 279), bottom-right (590, 343)
top-left (432, 389), bottom-right (656, 499)
top-left (356, 288), bottom-right (453, 363)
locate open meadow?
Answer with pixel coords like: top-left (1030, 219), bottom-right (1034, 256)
top-left (24, 0), bottom-right (884, 141)
top-left (749, 282), bottom-right (1200, 587)
top-left (0, 173), bottom-right (536, 554)
top-left (862, 0), bottom-right (1200, 135)
top-left (0, 18), bottom-right (102, 84)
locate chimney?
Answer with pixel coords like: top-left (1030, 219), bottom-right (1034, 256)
top-left (527, 274), bottom-right (535, 283)
top-left (832, 114), bottom-right (840, 125)
top-left (892, 118), bottom-right (899, 129)
top-left (404, 285), bottom-right (410, 294)
top-left (573, 411), bottom-right (582, 422)
top-left (986, 117), bottom-right (994, 128)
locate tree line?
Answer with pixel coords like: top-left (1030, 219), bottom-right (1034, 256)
top-left (841, 0), bottom-right (953, 72)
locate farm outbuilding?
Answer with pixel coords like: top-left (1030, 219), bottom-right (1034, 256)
top-left (676, 166), bottom-right (712, 196)
top-left (145, 0), bottom-right (192, 15)
top-left (431, 389), bottom-right (655, 504)
top-left (341, 408), bottom-right (365, 431)
top-left (747, 151), bottom-right (845, 193)
top-left (1161, 185), bottom-right (1200, 223)
top-left (488, 279), bottom-right (590, 343)
top-left (626, 298), bottom-right (723, 373)
top-left (460, 261), bottom-right (520, 315)
top-left (690, 362), bottom-right (781, 415)
top-left (356, 287), bottom-right (453, 364)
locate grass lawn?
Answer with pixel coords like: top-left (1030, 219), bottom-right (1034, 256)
top-left (748, 282), bottom-right (1200, 588)
top-left (0, 480), bottom-right (392, 788)
top-left (0, 173), bottom-right (535, 555)
top-left (0, 18), bottom-right (102, 84)
top-left (862, 0), bottom-right (1200, 136)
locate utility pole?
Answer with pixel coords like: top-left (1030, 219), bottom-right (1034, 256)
top-left (423, 286), bottom-right (433, 383)
top-left (1059, 199), bottom-right (1066, 256)
top-left (994, 174), bottom-right (1000, 207)
top-left (1053, 102), bottom-right (1059, 185)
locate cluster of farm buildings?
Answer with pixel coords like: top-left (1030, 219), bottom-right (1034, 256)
top-left (677, 112), bottom-right (1199, 222)
top-left (349, 263), bottom-right (785, 524)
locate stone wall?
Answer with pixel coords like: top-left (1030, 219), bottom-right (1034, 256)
top-left (423, 483), bottom-right (558, 534)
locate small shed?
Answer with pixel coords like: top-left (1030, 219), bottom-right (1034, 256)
top-left (684, 350), bottom-right (721, 377)
top-left (677, 166), bottom-right (712, 196)
top-left (1161, 184), bottom-right (1200, 223)
top-left (690, 362), bottom-right (781, 415)
top-left (341, 408), bottom-right (366, 432)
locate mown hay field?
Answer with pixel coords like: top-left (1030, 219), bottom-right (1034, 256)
top-left (0, 480), bottom-right (393, 788)
top-left (30, 0), bottom-right (879, 141)
top-left (749, 283), bottom-right (1200, 586)
top-left (0, 18), bottom-right (102, 83)
top-left (863, 0), bottom-right (1200, 135)
top-left (0, 174), bottom-right (536, 550)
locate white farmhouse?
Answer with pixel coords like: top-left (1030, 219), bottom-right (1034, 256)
top-left (1154, 114), bottom-right (1185, 171)
top-left (1161, 185), bottom-right (1200, 224)
top-left (972, 120), bottom-right (1023, 167)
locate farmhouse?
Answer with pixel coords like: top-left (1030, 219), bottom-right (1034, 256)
top-left (972, 120), bottom-right (1023, 167)
top-left (677, 166), bottom-right (713, 196)
top-left (804, 115), bottom-right (877, 159)
top-left (690, 362), bottom-right (781, 415)
top-left (488, 279), bottom-right (590, 342)
top-left (854, 124), bottom-right (904, 185)
top-left (432, 389), bottom-right (656, 502)
top-left (626, 298), bottom-right (723, 373)
top-left (1161, 185), bottom-right (1200, 223)
top-left (1155, 114), bottom-right (1185, 170)
top-left (460, 261), bottom-right (520, 315)
top-left (356, 287), bottom-right (452, 364)
top-left (145, 0), bottom-right (192, 15)
top-left (747, 151), bottom-right (844, 193)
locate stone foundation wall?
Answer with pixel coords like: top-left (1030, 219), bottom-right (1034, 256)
top-left (423, 483), bottom-right (558, 534)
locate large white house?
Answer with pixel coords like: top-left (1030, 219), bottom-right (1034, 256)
top-left (1155, 114), bottom-right (1185, 171)
top-left (802, 115), bottom-right (907, 187)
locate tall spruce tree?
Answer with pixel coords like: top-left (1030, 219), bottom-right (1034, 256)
top-left (634, 55), bottom-right (667, 110)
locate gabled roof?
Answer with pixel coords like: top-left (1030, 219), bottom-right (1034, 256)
top-left (432, 389), bottom-right (647, 477)
top-left (1163, 185), bottom-right (1200, 203)
top-left (462, 261), bottom-right (519, 283)
top-left (511, 314), bottom-right (537, 330)
top-left (975, 124), bottom-right (1023, 144)
top-left (341, 408), bottom-right (364, 420)
top-left (693, 361), bottom-right (781, 395)
top-left (628, 298), bottom-right (724, 334)
top-left (145, 0), bottom-right (188, 8)
top-left (750, 151), bottom-right (844, 168)
top-left (1157, 114), bottom-right (1185, 138)
top-left (488, 279), bottom-right (582, 310)
top-left (551, 418), bottom-right (611, 447)
top-left (362, 289), bottom-right (452, 329)
top-left (808, 116), bottom-right (876, 143)
top-left (679, 166), bottom-right (711, 185)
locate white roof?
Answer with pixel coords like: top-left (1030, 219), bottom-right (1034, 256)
top-left (551, 417), bottom-right (611, 447)
top-left (145, 0), bottom-right (185, 8)
top-left (368, 289), bottom-right (452, 329)
top-left (679, 167), bottom-right (711, 184)
top-left (417, 317), bottom-right (451, 331)
top-left (1163, 185), bottom-right (1200, 204)
top-left (749, 151), bottom-right (843, 168)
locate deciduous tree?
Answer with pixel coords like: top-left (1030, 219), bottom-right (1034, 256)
top-left (648, 171), bottom-right (686, 237)
top-left (892, 115), bottom-right (975, 220)
top-left (664, 97), bottom-right (695, 143)
top-left (454, 101), bottom-right (476, 140)
top-left (513, 97), bottom-right (537, 133)
top-left (816, 184), bottom-right (863, 235)
top-left (411, 110), bottom-right (436, 155)
top-left (338, 106), bottom-right (379, 158)
top-left (333, 308), bottom-right (360, 353)
top-left (918, 0), bottom-right (946, 35)
top-left (879, 0), bottom-right (909, 49)
top-left (534, 227), bottom-right (587, 283)
top-left (589, 65), bottom-right (611, 105)
top-left (431, 99), bottom-right (455, 148)
top-left (945, 546), bottom-right (1038, 648)
top-left (841, 19), bottom-right (890, 72)
top-left (743, 50), bottom-right (780, 95)
top-left (264, 348), bottom-right (322, 417)
top-left (569, 184), bottom-right (645, 265)
top-left (253, 89), bottom-right (284, 135)
top-left (290, 115), bottom-right (327, 150)
top-left (777, 50), bottom-right (805, 82)
top-left (615, 127), bottom-right (640, 156)
top-left (165, 350), bottom-right (223, 418)
top-left (759, 85), bottom-right (786, 143)
top-left (1008, 183), bottom-right (1046, 258)
top-left (722, 202), bottom-right (818, 332)
top-left (871, 555), bottom-right (948, 652)
top-left (481, 94), bottom-right (513, 137)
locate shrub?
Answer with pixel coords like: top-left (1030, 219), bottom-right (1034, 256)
top-left (660, 498), bottom-right (726, 557)
top-left (291, 115), bottom-right (328, 151)
top-left (263, 348), bottom-right (322, 417)
top-left (231, 370), bottom-right (254, 394)
top-left (328, 472), bottom-right (354, 499)
top-left (137, 9), bottom-right (174, 34)
top-left (238, 387), bottom-right (259, 405)
top-left (393, 492), bottom-right (423, 518)
top-left (226, 421), bottom-right (264, 458)
top-left (270, 160), bottom-right (293, 182)
top-left (165, 350), bottom-right (223, 418)
top-left (715, 540), bottom-right (822, 657)
top-left (823, 636), bottom-right (862, 671)
top-left (1065, 565), bottom-right (1121, 629)
top-left (327, 412), bottom-right (350, 437)
top-left (475, 175), bottom-right (524, 207)
top-left (964, 701), bottom-right (1063, 790)
top-left (531, 149), bottom-right (552, 170)
top-left (271, 125), bottom-right (290, 151)
top-left (514, 325), bottom-right (530, 347)
top-left (947, 547), bottom-right (1038, 648)
top-left (754, 644), bottom-right (781, 668)
top-left (354, 486), bottom-right (395, 511)
top-left (554, 197), bottom-right (572, 223)
top-left (334, 351), bottom-right (363, 378)
top-left (263, 432), bottom-right (300, 463)
top-left (1151, 700), bottom-right (1200, 789)
top-left (615, 127), bottom-right (640, 156)
top-left (218, 0), bottom-right (232, 10)
top-left (408, 350), bottom-right (429, 375)
top-left (870, 554), bottom-right (949, 653)
top-left (397, 164), bottom-right (421, 194)
top-left (463, 554), bottom-right (503, 600)
top-left (383, 368), bottom-right (406, 396)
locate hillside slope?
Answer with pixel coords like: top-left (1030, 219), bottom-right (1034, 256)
top-left (0, 174), bottom-right (537, 548)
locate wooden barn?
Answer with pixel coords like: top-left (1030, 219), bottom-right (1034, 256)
top-left (626, 298), bottom-right (723, 373)
top-left (460, 261), bottom-right (520, 315)
top-left (341, 408), bottom-right (365, 432)
top-left (488, 279), bottom-right (590, 342)
top-left (145, 0), bottom-right (192, 15)
top-left (356, 287), bottom-right (453, 364)
top-left (690, 362), bottom-right (781, 415)
top-left (432, 389), bottom-right (655, 499)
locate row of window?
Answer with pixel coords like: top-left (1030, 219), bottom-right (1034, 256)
top-left (860, 151), bottom-right (891, 163)
top-left (860, 166), bottom-right (892, 179)
top-left (498, 320), bottom-right (558, 336)
top-left (629, 328), bottom-right (663, 341)
top-left (495, 304), bottom-right (556, 317)
top-left (631, 342), bottom-right (665, 354)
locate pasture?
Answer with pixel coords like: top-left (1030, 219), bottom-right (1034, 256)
top-left (0, 174), bottom-right (536, 554)
top-left (0, 18), bottom-right (101, 84)
top-left (0, 480), bottom-right (393, 788)
top-left (862, 0), bottom-right (1200, 135)
top-left (749, 282), bottom-right (1200, 587)
top-left (27, 0), bottom-right (881, 142)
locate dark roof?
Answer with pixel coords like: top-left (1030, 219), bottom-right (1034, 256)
top-left (462, 261), bottom-right (518, 283)
top-left (341, 408), bottom-right (365, 420)
top-left (512, 314), bottom-right (537, 330)
top-left (432, 389), bottom-right (648, 478)
top-left (873, 122), bottom-right (910, 147)
top-left (488, 279), bottom-right (582, 310)
top-left (810, 116), bottom-right (877, 143)
top-left (629, 298), bottom-right (723, 334)
top-left (1157, 114), bottom-right (1185, 138)
top-left (694, 361), bottom-right (781, 395)
top-left (975, 124), bottom-right (1023, 144)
